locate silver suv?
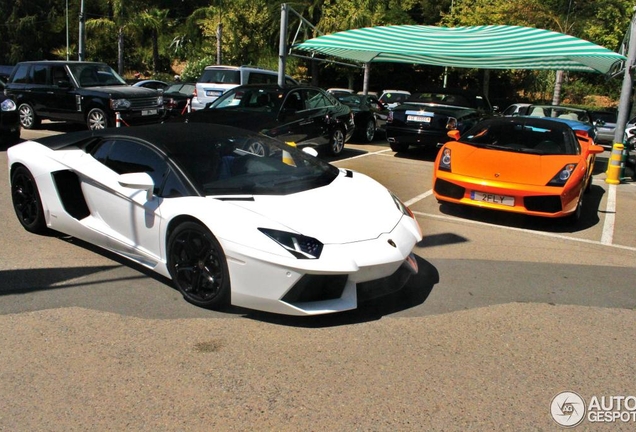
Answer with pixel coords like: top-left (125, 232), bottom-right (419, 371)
top-left (191, 65), bottom-right (297, 110)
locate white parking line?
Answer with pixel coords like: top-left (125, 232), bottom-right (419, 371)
top-left (601, 183), bottom-right (617, 245)
top-left (405, 190), bottom-right (433, 207)
top-left (339, 148), bottom-right (393, 161)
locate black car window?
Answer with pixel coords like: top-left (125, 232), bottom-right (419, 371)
top-left (247, 72), bottom-right (277, 85)
top-left (91, 139), bottom-right (170, 195)
top-left (283, 91), bottom-right (305, 111)
top-left (11, 64), bottom-right (30, 83)
top-left (32, 65), bottom-right (48, 85)
top-left (306, 89), bottom-right (331, 109)
top-left (51, 66), bottom-right (69, 85)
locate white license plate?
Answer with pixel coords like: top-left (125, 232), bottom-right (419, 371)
top-left (206, 90), bottom-right (222, 97)
top-left (471, 191), bottom-right (514, 206)
top-left (141, 109), bottom-right (158, 116)
top-left (407, 115), bottom-right (432, 123)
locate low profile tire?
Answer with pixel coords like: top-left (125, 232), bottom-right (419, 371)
top-left (328, 127), bottom-right (346, 156)
top-left (390, 142), bottom-right (409, 152)
top-left (18, 103), bottom-right (40, 129)
top-left (361, 118), bottom-right (376, 142)
top-left (167, 222), bottom-right (230, 310)
top-left (86, 108), bottom-right (109, 130)
top-left (11, 165), bottom-right (47, 234)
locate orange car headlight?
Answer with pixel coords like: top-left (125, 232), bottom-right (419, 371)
top-left (439, 147), bottom-right (452, 172)
top-left (547, 163), bottom-right (577, 187)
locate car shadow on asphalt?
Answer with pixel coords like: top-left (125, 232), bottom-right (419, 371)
top-left (437, 183), bottom-right (605, 234)
top-left (242, 255), bottom-right (440, 328)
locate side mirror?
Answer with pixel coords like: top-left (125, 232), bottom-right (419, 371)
top-left (118, 172), bottom-right (155, 201)
top-left (302, 147), bottom-right (319, 157)
top-left (589, 144), bottom-right (605, 155)
top-left (447, 130), bottom-right (461, 140)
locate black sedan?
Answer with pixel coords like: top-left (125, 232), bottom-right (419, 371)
top-left (0, 78), bottom-right (20, 143)
top-left (386, 88), bottom-right (493, 152)
top-left (183, 84), bottom-right (355, 156)
top-left (335, 94), bottom-right (389, 142)
top-left (161, 82), bottom-right (196, 118)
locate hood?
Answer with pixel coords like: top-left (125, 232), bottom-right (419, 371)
top-left (187, 109), bottom-right (275, 133)
top-left (227, 171), bottom-right (402, 243)
top-left (447, 143), bottom-right (580, 186)
top-left (85, 85), bottom-right (160, 98)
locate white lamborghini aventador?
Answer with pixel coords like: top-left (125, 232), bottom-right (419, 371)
top-left (8, 123), bottom-right (422, 315)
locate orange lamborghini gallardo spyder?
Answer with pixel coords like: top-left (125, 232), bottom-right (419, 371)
top-left (432, 117), bottom-right (605, 221)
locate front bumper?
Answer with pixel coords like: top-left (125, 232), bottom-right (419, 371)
top-left (433, 172), bottom-right (580, 218)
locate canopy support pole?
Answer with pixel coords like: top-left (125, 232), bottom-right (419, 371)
top-left (614, 7), bottom-right (636, 143)
top-left (362, 63), bottom-right (370, 95)
top-left (278, 3), bottom-right (289, 86)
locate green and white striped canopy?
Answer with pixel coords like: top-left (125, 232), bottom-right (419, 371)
top-left (292, 25), bottom-right (626, 74)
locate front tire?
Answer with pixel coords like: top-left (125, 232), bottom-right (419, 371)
top-left (167, 222), bottom-right (230, 309)
top-left (328, 127), bottom-right (345, 156)
top-left (18, 103), bottom-right (40, 129)
top-left (11, 165), bottom-right (47, 234)
top-left (86, 108), bottom-right (109, 130)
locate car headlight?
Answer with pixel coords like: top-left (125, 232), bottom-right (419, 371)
top-left (547, 163), bottom-right (577, 186)
top-left (110, 98), bottom-right (131, 110)
top-left (390, 192), bottom-right (415, 219)
top-left (258, 228), bottom-right (323, 259)
top-left (1, 98), bottom-right (17, 112)
top-left (438, 147), bottom-right (451, 171)
top-left (157, 95), bottom-right (163, 106)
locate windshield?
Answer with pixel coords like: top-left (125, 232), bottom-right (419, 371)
top-left (172, 132), bottom-right (340, 195)
top-left (68, 64), bottom-right (127, 87)
top-left (459, 119), bottom-right (580, 156)
top-left (209, 87), bottom-right (284, 111)
top-left (527, 106), bottom-right (591, 124)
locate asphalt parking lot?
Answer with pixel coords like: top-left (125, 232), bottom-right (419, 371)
top-left (1, 124), bottom-right (636, 430)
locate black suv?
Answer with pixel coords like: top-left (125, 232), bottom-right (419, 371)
top-left (4, 61), bottom-right (164, 130)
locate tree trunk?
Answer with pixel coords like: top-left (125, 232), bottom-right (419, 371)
top-left (152, 30), bottom-right (159, 73)
top-left (552, 70), bottom-right (564, 106)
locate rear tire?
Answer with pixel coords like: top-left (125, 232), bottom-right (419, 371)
top-left (11, 165), bottom-right (47, 234)
top-left (328, 127), bottom-right (346, 156)
top-left (361, 118), bottom-right (376, 142)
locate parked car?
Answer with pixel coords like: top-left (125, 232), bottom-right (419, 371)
top-left (132, 79), bottom-right (169, 91)
top-left (327, 88), bottom-right (355, 98)
top-left (191, 65), bottom-right (297, 111)
top-left (386, 88), bottom-right (493, 152)
top-left (432, 117), bottom-right (604, 221)
top-left (161, 82), bottom-right (196, 118)
top-left (0, 65), bottom-right (14, 81)
top-left (379, 89), bottom-right (411, 109)
top-left (4, 61), bottom-right (164, 130)
top-left (8, 122), bottom-right (422, 315)
top-left (590, 110), bottom-right (617, 147)
top-left (1, 83), bottom-right (20, 143)
top-left (502, 102), bottom-right (531, 116)
top-left (335, 93), bottom-right (389, 142)
top-left (183, 84), bottom-right (355, 156)
top-left (522, 104), bottom-right (597, 142)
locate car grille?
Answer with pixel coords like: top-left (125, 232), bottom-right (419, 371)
top-left (129, 97), bottom-right (159, 111)
top-left (282, 274), bottom-right (347, 303)
top-left (524, 196), bottom-right (562, 213)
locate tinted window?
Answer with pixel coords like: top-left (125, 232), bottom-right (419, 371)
top-left (92, 139), bottom-right (169, 194)
top-left (199, 69), bottom-right (240, 84)
top-left (32, 65), bottom-right (48, 85)
top-left (247, 72), bottom-right (278, 84)
top-left (10, 64), bottom-right (30, 84)
top-left (283, 91), bottom-right (305, 111)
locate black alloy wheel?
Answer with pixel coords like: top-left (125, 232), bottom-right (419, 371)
top-left (244, 139), bottom-right (268, 156)
top-left (11, 165), bottom-right (47, 233)
top-left (167, 222), bottom-right (230, 309)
